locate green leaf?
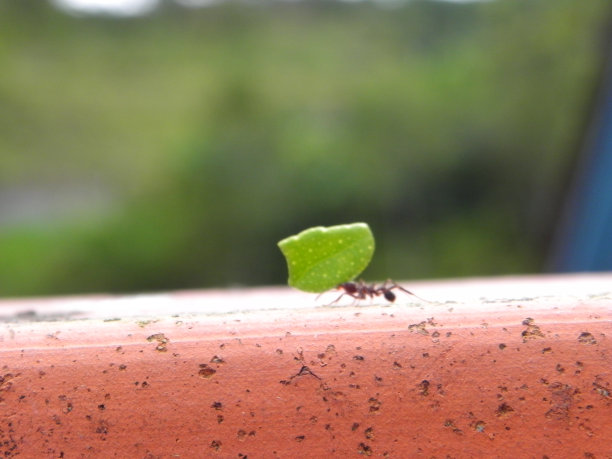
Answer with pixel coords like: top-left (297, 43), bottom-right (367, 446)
top-left (277, 222), bottom-right (375, 293)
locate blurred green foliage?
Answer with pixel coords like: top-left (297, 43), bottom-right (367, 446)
top-left (0, 0), bottom-right (610, 296)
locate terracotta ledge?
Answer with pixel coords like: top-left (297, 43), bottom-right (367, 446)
top-left (0, 273), bottom-right (610, 458)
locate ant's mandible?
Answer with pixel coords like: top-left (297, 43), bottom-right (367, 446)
top-left (328, 279), bottom-right (427, 304)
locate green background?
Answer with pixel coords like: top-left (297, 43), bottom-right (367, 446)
top-left (0, 0), bottom-right (610, 296)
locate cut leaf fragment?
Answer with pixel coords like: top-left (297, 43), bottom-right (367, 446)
top-left (277, 222), bottom-right (375, 293)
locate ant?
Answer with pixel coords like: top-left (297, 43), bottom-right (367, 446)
top-left (326, 279), bottom-right (428, 304)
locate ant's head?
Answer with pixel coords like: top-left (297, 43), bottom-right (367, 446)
top-left (338, 282), bottom-right (358, 294)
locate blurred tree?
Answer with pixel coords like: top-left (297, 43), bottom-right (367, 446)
top-left (0, 0), bottom-right (610, 295)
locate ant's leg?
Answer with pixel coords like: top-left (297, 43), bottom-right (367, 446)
top-left (328, 292), bottom-right (347, 305)
top-left (330, 291), bottom-right (365, 305)
top-left (388, 282), bottom-right (430, 302)
top-left (316, 290), bottom-right (339, 303)
top-left (368, 283), bottom-right (380, 303)
top-left (352, 280), bottom-right (367, 303)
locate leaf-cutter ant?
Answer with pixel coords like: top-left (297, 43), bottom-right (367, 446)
top-left (328, 279), bottom-right (427, 304)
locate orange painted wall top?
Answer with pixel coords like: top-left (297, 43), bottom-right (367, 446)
top-left (0, 273), bottom-right (611, 458)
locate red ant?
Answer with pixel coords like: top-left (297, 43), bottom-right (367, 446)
top-left (327, 279), bottom-right (427, 304)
